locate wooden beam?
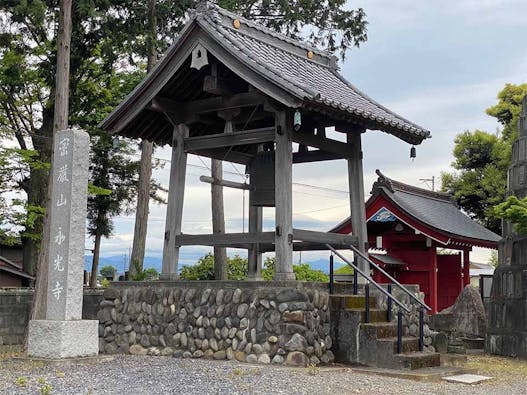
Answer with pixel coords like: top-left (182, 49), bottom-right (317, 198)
top-left (247, 157), bottom-right (263, 280)
top-left (292, 229), bottom-right (358, 246)
top-left (347, 132), bottom-right (369, 278)
top-left (184, 127), bottom-right (275, 152)
top-left (293, 149), bottom-right (343, 164)
top-left (274, 111), bottom-right (295, 280)
top-left (175, 232), bottom-right (275, 246)
top-left (191, 148), bottom-right (254, 165)
top-left (150, 91), bottom-right (266, 116)
top-left (161, 124), bottom-right (188, 279)
top-left (211, 159), bottom-right (228, 280)
top-left (199, 176), bottom-right (250, 190)
top-left (292, 130), bottom-right (351, 157)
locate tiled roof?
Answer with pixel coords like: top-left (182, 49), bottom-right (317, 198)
top-left (331, 170), bottom-right (500, 247)
top-left (195, 3), bottom-right (431, 144)
top-left (373, 171), bottom-right (501, 245)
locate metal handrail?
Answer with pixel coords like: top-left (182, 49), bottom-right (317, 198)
top-left (347, 243), bottom-right (432, 312)
top-left (326, 244), bottom-right (410, 314)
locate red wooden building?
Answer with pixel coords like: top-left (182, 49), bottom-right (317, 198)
top-left (331, 170), bottom-right (500, 313)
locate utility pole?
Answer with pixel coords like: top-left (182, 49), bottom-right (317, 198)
top-left (419, 176), bottom-right (435, 191)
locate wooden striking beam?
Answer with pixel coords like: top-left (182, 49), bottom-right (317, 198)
top-left (292, 130), bottom-right (351, 157)
top-left (293, 149), bottom-right (343, 164)
top-left (175, 231), bottom-right (275, 246)
top-left (184, 127), bottom-right (275, 152)
top-left (149, 91), bottom-right (266, 116)
top-left (199, 176), bottom-right (251, 190)
top-left (259, 242), bottom-right (358, 253)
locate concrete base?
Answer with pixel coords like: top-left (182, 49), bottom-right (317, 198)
top-left (27, 320), bottom-right (98, 359)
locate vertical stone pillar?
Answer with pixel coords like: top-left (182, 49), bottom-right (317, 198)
top-left (274, 111), bottom-right (295, 281)
top-left (486, 94), bottom-right (527, 357)
top-left (28, 129), bottom-right (98, 358)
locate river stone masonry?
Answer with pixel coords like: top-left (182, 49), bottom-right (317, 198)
top-left (98, 282), bottom-right (333, 366)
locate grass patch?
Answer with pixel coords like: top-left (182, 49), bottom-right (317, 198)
top-left (334, 265), bottom-right (354, 275)
top-left (0, 345), bottom-right (23, 360)
top-left (465, 354), bottom-right (527, 381)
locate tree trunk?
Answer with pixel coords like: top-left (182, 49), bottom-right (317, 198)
top-left (129, 0), bottom-right (157, 278)
top-left (211, 159), bottom-right (228, 280)
top-left (30, 0), bottom-right (72, 323)
top-left (129, 140), bottom-right (153, 278)
top-left (90, 231), bottom-right (102, 288)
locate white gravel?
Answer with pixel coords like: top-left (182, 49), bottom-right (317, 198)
top-left (0, 355), bottom-right (524, 395)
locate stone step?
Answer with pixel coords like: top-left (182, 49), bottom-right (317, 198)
top-left (396, 352), bottom-right (441, 370)
top-left (347, 308), bottom-right (388, 323)
top-left (460, 337), bottom-right (485, 350)
top-left (329, 294), bottom-right (376, 310)
top-left (377, 337), bottom-right (420, 354)
top-left (361, 322), bottom-right (398, 339)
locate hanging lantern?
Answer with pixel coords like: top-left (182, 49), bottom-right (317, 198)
top-left (293, 110), bottom-right (301, 131)
top-left (410, 145), bottom-right (416, 160)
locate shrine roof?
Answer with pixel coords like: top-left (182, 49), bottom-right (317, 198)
top-left (0, 256), bottom-right (34, 281)
top-left (100, 2), bottom-right (431, 145)
top-left (332, 170), bottom-right (500, 248)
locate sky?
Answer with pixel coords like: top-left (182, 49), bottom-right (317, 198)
top-left (91, 0), bottom-right (527, 269)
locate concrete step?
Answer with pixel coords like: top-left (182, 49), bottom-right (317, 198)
top-left (396, 352), bottom-right (441, 370)
top-left (330, 294), bottom-right (376, 310)
top-left (377, 337), bottom-right (420, 354)
top-left (347, 308), bottom-right (388, 323)
top-left (361, 322), bottom-right (398, 339)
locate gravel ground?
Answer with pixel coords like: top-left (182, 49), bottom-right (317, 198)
top-left (1, 355), bottom-right (526, 395)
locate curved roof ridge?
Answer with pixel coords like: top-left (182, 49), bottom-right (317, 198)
top-left (200, 2), bottom-right (334, 61)
top-left (374, 169), bottom-right (450, 202)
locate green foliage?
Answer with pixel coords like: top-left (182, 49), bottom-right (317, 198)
top-left (179, 253), bottom-right (248, 280)
top-left (130, 259), bottom-right (159, 281)
top-left (182, 254), bottom-right (327, 281)
top-left (489, 251), bottom-right (498, 268)
top-left (334, 265), bottom-right (354, 275)
top-left (293, 263), bottom-right (328, 282)
top-left (100, 278), bottom-right (110, 288)
top-left (494, 196), bottom-right (527, 234)
top-left (442, 83), bottom-right (527, 234)
top-left (100, 265), bottom-right (117, 278)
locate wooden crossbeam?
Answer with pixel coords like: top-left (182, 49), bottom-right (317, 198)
top-left (292, 229), bottom-right (358, 246)
top-left (149, 91), bottom-right (266, 116)
top-left (292, 131), bottom-right (351, 158)
top-left (293, 149), bottom-right (343, 164)
top-left (184, 127), bottom-right (275, 152)
top-left (191, 148), bottom-right (254, 165)
top-left (175, 231), bottom-right (275, 247)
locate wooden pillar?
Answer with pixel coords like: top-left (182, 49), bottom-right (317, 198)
top-left (347, 131), bottom-right (369, 277)
top-left (463, 249), bottom-right (470, 287)
top-left (247, 204), bottom-right (263, 280)
top-left (429, 249), bottom-right (438, 313)
top-left (274, 111), bottom-right (295, 280)
top-left (161, 124), bottom-right (188, 279)
top-left (211, 159), bottom-right (228, 280)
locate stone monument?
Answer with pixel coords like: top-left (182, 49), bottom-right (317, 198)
top-left (27, 129), bottom-right (99, 358)
top-left (486, 95), bottom-right (527, 357)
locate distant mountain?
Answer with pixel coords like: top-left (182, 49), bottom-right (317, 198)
top-left (302, 258), bottom-right (344, 274)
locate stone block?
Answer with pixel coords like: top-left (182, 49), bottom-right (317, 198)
top-left (27, 320), bottom-right (98, 359)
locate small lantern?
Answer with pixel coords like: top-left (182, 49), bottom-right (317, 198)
top-left (112, 136), bottom-right (120, 149)
top-left (293, 110), bottom-right (301, 131)
top-left (410, 145), bottom-right (416, 160)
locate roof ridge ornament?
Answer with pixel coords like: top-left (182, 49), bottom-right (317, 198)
top-left (374, 169), bottom-right (394, 193)
top-left (194, 1), bottom-right (220, 23)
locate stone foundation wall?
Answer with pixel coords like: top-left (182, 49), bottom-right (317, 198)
top-left (0, 288), bottom-right (104, 345)
top-left (97, 281), bottom-right (333, 366)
